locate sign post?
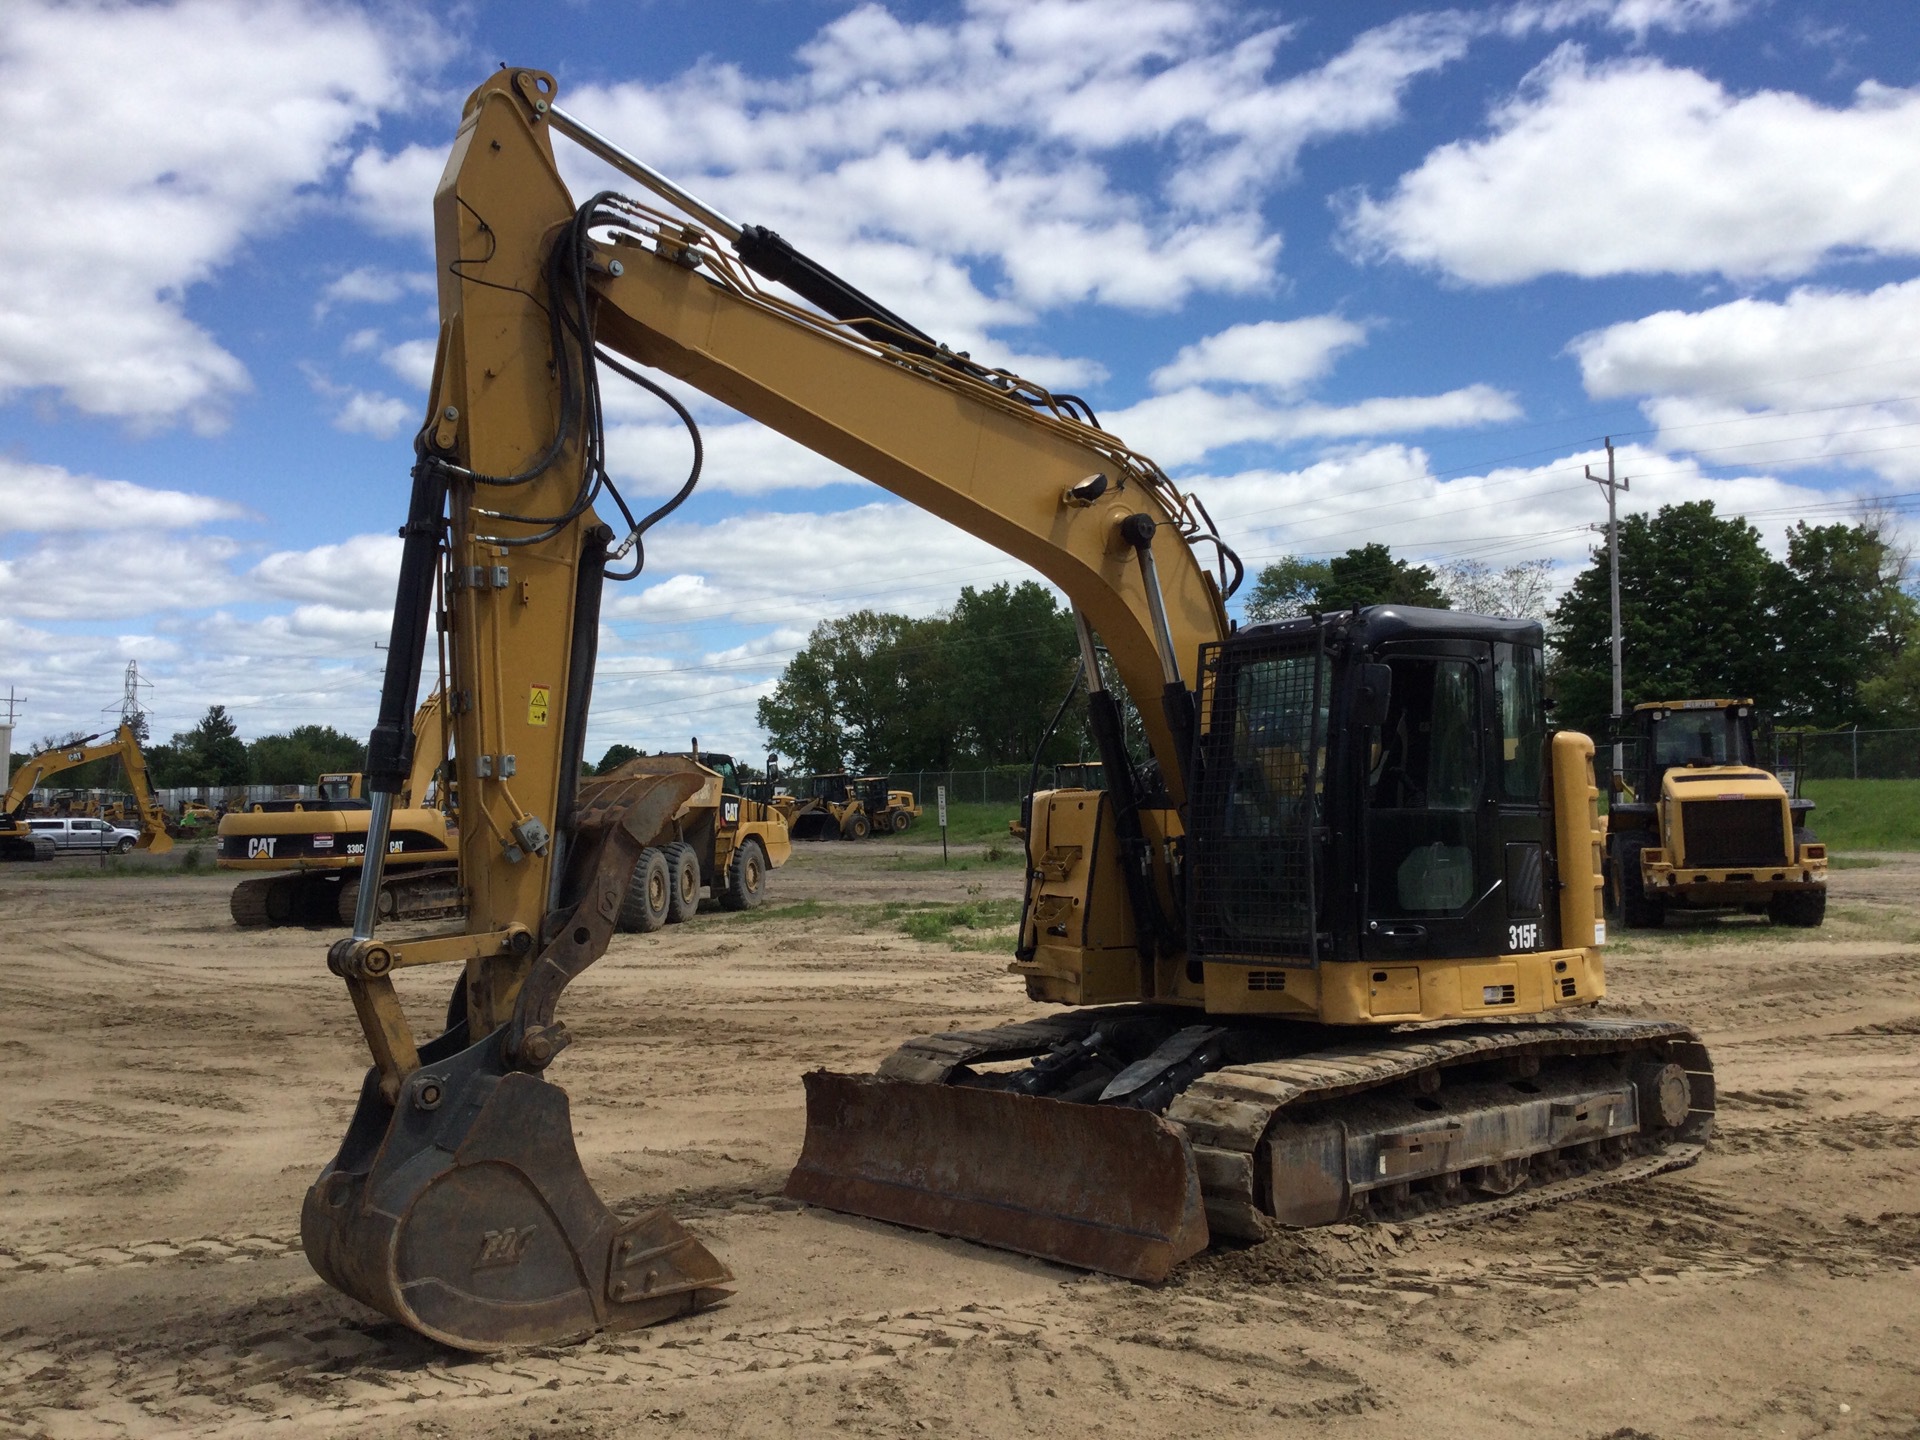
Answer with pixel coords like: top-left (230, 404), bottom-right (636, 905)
top-left (937, 785), bottom-right (948, 868)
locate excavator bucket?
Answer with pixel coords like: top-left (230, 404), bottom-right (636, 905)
top-left (303, 1023), bottom-right (731, 1352)
top-left (785, 1072), bottom-right (1208, 1282)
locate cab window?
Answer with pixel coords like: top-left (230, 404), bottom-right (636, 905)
top-left (1368, 656), bottom-right (1483, 916)
top-left (1493, 642), bottom-right (1544, 802)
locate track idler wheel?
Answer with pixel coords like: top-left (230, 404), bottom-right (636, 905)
top-left (302, 1025), bottom-right (731, 1351)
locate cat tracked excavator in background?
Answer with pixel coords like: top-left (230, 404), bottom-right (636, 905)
top-left (303, 69), bottom-right (1715, 1353)
top-left (218, 694), bottom-right (461, 926)
top-left (1, 723), bottom-right (173, 861)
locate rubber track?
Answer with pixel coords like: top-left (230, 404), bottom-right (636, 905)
top-left (872, 1009), bottom-right (1714, 1242)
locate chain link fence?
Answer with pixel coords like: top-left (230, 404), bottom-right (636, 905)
top-left (866, 767), bottom-right (1039, 805)
top-left (1768, 728), bottom-right (1920, 785)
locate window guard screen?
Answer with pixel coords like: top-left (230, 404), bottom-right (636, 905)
top-left (1187, 629), bottom-right (1327, 965)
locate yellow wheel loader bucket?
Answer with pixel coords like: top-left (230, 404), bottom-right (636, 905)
top-left (785, 1071), bottom-right (1208, 1282)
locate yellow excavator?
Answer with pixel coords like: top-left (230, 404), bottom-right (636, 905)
top-left (1, 723), bottom-right (173, 861)
top-left (301, 69), bottom-right (1714, 1352)
top-left (218, 694), bottom-right (462, 926)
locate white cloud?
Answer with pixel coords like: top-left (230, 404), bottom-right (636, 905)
top-left (343, 142), bottom-right (446, 246)
top-left (316, 266), bottom-right (434, 317)
top-left (1342, 50), bottom-right (1920, 284)
top-left (249, 533), bottom-right (402, 604)
top-left (331, 390), bottom-right (414, 439)
top-left (0, 534), bottom-right (239, 620)
top-left (1150, 317), bottom-right (1369, 393)
top-left (541, 6), bottom-right (1492, 356)
top-left (1504, 0), bottom-right (1751, 39)
top-left (1107, 384), bottom-right (1521, 467)
top-left (0, 458), bottom-right (245, 533)
top-left (1189, 439), bottom-right (1844, 595)
top-left (382, 338), bottom-right (437, 391)
top-left (606, 417), bottom-right (859, 499)
top-left (1570, 279), bottom-right (1920, 482)
top-left (0, 0), bottom-right (434, 430)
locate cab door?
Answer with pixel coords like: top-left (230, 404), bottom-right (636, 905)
top-left (1492, 641), bottom-right (1552, 954)
top-left (1360, 644), bottom-right (1504, 961)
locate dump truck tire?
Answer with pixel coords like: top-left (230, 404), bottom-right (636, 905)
top-left (721, 836), bottom-right (769, 911)
top-left (664, 841), bottom-right (701, 923)
top-left (619, 847), bottom-right (671, 932)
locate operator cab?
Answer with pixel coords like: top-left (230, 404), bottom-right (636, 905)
top-left (1189, 605), bottom-right (1555, 969)
top-left (1619, 699), bottom-right (1757, 798)
top-left (317, 773), bottom-right (363, 804)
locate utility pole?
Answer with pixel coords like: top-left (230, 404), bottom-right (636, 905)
top-left (0, 687), bottom-right (21, 794)
top-left (1586, 438), bottom-right (1630, 786)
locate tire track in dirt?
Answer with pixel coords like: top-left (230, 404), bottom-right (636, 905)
top-left (0, 1292), bottom-right (1182, 1439)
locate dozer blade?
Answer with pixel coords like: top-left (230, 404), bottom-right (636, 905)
top-left (303, 1024), bottom-right (731, 1352)
top-left (786, 1071), bottom-right (1208, 1282)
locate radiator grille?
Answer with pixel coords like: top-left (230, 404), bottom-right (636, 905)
top-left (1188, 629), bottom-right (1327, 964)
top-left (1246, 970), bottom-right (1289, 991)
top-left (1679, 797), bottom-right (1787, 867)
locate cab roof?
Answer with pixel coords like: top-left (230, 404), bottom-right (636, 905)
top-left (1239, 604), bottom-right (1544, 651)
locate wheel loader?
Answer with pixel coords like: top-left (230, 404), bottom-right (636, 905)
top-left (1606, 698), bottom-right (1826, 928)
top-left (298, 69), bottom-right (1714, 1353)
top-left (1, 723), bottom-right (172, 861)
top-left (854, 775), bottom-right (920, 833)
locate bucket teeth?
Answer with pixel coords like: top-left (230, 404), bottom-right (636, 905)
top-left (785, 1071), bottom-right (1209, 1282)
top-left (302, 1028), bottom-right (729, 1352)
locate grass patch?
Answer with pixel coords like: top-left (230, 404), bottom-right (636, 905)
top-left (894, 801), bottom-right (1022, 847)
top-left (897, 897), bottom-right (1023, 950)
top-left (39, 842), bottom-right (215, 879)
top-left (1799, 779), bottom-right (1920, 851)
top-left (721, 898), bottom-right (830, 924)
top-left (880, 843), bottom-right (1024, 872)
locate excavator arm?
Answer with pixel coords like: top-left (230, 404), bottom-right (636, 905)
top-left (2, 723), bottom-right (173, 854)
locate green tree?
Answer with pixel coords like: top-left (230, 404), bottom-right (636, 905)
top-left (943, 582), bottom-right (1083, 766)
top-left (1244, 555), bottom-right (1330, 622)
top-left (757, 610), bottom-right (945, 773)
top-left (1244, 545), bottom-right (1447, 622)
top-left (595, 742), bottom-right (640, 774)
top-left (756, 582), bottom-right (1086, 774)
top-left (1317, 543), bottom-right (1449, 611)
top-left (150, 705), bottom-right (251, 787)
top-left (1551, 502), bottom-right (1788, 735)
top-left (1773, 518), bottom-right (1916, 726)
top-left (247, 725), bottom-right (366, 785)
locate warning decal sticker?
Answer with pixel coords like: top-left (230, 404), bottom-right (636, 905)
top-left (528, 685), bottom-right (552, 726)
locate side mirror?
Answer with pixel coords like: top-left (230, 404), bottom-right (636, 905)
top-left (1351, 662), bottom-right (1393, 729)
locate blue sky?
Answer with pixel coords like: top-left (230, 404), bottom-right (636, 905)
top-left (3, 0), bottom-right (1918, 761)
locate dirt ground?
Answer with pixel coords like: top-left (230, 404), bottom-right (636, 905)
top-left (1, 842), bottom-right (1916, 1439)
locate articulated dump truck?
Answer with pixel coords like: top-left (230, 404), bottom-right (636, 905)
top-left (297, 68), bottom-right (1713, 1352)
